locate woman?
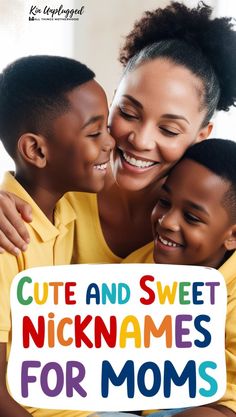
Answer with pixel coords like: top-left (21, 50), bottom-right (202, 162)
top-left (0, 3), bottom-right (235, 416)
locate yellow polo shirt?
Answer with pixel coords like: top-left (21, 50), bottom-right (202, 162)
top-left (0, 172), bottom-right (91, 417)
top-left (65, 192), bottom-right (122, 264)
top-left (123, 243), bottom-right (236, 414)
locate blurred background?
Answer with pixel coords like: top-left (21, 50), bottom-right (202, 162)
top-left (0, 0), bottom-right (235, 180)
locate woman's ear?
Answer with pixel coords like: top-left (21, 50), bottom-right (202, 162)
top-left (196, 122), bottom-right (213, 143)
top-left (17, 134), bottom-right (48, 168)
top-left (224, 225), bottom-right (236, 251)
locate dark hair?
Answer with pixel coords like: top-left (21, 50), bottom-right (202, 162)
top-left (181, 138), bottom-right (236, 221)
top-left (0, 55), bottom-right (95, 157)
top-left (119, 2), bottom-right (236, 126)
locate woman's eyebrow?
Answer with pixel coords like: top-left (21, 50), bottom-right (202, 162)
top-left (122, 94), bottom-right (143, 109)
top-left (162, 113), bottom-right (190, 124)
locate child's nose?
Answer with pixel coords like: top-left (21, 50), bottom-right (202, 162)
top-left (158, 211), bottom-right (180, 232)
top-left (103, 131), bottom-right (115, 151)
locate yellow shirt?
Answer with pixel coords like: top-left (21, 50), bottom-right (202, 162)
top-left (65, 192), bottom-right (121, 264)
top-left (122, 243), bottom-right (236, 413)
top-left (0, 173), bottom-right (90, 417)
top-left (122, 242), bottom-right (154, 264)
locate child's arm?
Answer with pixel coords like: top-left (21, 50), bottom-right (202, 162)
top-left (0, 343), bottom-right (32, 417)
top-left (0, 191), bottom-right (31, 254)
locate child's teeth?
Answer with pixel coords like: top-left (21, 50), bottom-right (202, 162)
top-left (123, 151), bottom-right (155, 168)
top-left (94, 163), bottom-right (107, 170)
top-left (159, 235), bottom-right (178, 247)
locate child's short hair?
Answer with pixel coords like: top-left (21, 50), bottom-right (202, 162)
top-left (0, 55), bottom-right (95, 157)
top-left (180, 139), bottom-right (236, 221)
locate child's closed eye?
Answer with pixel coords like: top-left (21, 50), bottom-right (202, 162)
top-left (87, 131), bottom-right (101, 138)
top-left (158, 198), bottom-right (171, 208)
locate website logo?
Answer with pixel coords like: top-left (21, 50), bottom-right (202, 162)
top-left (29, 4), bottom-right (85, 21)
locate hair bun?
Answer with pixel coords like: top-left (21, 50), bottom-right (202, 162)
top-left (120, 1), bottom-right (236, 111)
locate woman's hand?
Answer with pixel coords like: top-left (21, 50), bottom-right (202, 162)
top-left (0, 192), bottom-right (32, 255)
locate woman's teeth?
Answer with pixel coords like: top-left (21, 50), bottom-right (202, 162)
top-left (122, 151), bottom-right (156, 168)
top-left (94, 163), bottom-right (107, 170)
top-left (158, 234), bottom-right (180, 248)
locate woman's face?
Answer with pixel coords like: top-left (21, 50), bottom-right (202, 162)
top-left (109, 58), bottom-right (212, 191)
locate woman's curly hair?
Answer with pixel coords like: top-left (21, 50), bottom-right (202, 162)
top-left (119, 2), bottom-right (236, 118)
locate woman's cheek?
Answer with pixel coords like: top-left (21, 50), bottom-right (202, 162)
top-left (161, 141), bottom-right (190, 163)
top-left (110, 114), bottom-right (129, 141)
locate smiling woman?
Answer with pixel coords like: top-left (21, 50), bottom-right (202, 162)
top-left (109, 58), bottom-right (211, 192)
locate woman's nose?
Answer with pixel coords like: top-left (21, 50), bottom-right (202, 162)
top-left (127, 129), bottom-right (156, 151)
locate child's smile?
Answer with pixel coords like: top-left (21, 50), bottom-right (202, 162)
top-left (44, 80), bottom-right (115, 194)
top-left (152, 159), bottom-right (234, 268)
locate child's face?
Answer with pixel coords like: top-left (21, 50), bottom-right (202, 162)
top-left (151, 159), bottom-right (235, 268)
top-left (45, 80), bottom-right (115, 193)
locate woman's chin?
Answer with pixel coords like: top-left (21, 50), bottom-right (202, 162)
top-left (113, 171), bottom-right (158, 192)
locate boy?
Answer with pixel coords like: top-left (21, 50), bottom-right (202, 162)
top-left (124, 139), bottom-right (236, 417)
top-left (0, 55), bottom-right (114, 417)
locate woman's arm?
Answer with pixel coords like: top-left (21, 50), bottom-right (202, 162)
top-left (0, 192), bottom-right (32, 254)
top-left (0, 343), bottom-right (32, 416)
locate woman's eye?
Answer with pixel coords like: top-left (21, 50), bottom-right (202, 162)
top-left (184, 212), bottom-right (201, 224)
top-left (160, 127), bottom-right (179, 137)
top-left (119, 107), bottom-right (138, 120)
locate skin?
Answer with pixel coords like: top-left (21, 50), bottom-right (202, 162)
top-left (0, 59), bottom-right (213, 256)
top-left (98, 58), bottom-right (212, 257)
top-left (0, 64), bottom-right (234, 417)
top-left (109, 59), bottom-right (209, 191)
top-left (151, 159), bottom-right (236, 268)
top-left (0, 79), bottom-right (114, 417)
top-left (0, 343), bottom-right (31, 417)
top-left (16, 80), bottom-right (114, 221)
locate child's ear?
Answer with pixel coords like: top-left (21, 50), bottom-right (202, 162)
top-left (224, 225), bottom-right (236, 251)
top-left (17, 134), bottom-right (48, 168)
